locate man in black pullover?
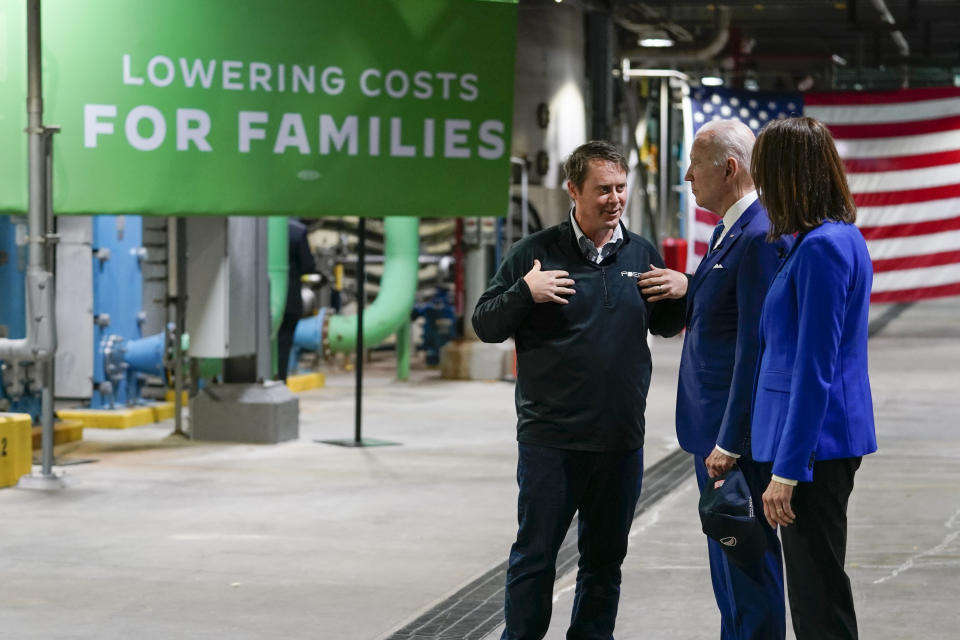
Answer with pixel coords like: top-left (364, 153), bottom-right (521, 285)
top-left (473, 141), bottom-right (687, 640)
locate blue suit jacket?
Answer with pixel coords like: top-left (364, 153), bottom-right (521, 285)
top-left (676, 200), bottom-right (792, 457)
top-left (751, 221), bottom-right (877, 482)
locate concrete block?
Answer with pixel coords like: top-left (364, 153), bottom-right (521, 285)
top-left (190, 381), bottom-right (299, 444)
top-left (440, 340), bottom-right (471, 379)
top-left (440, 339), bottom-right (514, 381)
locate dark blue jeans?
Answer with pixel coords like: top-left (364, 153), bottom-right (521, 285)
top-left (501, 443), bottom-right (644, 640)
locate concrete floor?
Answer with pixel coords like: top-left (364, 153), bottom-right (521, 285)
top-left (1, 298), bottom-right (958, 639)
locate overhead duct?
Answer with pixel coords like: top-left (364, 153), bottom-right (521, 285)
top-left (622, 6), bottom-right (731, 64)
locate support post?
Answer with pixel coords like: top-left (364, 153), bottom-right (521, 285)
top-left (319, 217), bottom-right (398, 448)
top-left (16, 0), bottom-right (64, 490)
top-left (658, 77), bottom-right (670, 243)
top-left (40, 125), bottom-right (58, 476)
top-left (170, 217), bottom-right (187, 437)
top-left (355, 216), bottom-right (365, 444)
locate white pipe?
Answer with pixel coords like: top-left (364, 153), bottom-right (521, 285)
top-left (0, 0), bottom-right (55, 365)
top-left (870, 0), bottom-right (910, 57)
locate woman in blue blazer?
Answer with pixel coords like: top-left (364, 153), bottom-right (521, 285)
top-left (749, 117), bottom-right (877, 640)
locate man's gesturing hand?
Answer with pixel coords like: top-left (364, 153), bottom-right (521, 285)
top-left (637, 265), bottom-right (688, 302)
top-left (523, 259), bottom-right (576, 304)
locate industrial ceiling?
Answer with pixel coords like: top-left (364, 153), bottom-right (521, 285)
top-left (588, 0), bottom-right (960, 90)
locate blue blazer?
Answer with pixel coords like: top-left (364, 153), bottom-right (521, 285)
top-left (676, 200), bottom-right (792, 457)
top-left (751, 221), bottom-right (877, 482)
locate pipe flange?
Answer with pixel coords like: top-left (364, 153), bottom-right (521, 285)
top-left (321, 312), bottom-right (333, 360)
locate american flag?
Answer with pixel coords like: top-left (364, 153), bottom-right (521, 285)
top-left (686, 86), bottom-right (960, 304)
top-left (686, 87), bottom-right (802, 270)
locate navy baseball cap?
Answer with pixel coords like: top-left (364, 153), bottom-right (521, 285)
top-left (698, 466), bottom-right (766, 567)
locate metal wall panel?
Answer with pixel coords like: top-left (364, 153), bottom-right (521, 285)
top-left (186, 217), bottom-right (257, 358)
top-left (55, 216), bottom-right (94, 398)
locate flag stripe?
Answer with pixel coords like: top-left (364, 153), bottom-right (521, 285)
top-left (805, 87), bottom-right (960, 106)
top-left (832, 130), bottom-right (960, 159)
top-left (854, 183), bottom-right (960, 207)
top-left (826, 115), bottom-right (960, 139)
top-left (871, 281), bottom-right (960, 303)
top-left (860, 214), bottom-right (960, 240)
top-left (805, 96), bottom-right (960, 125)
top-left (858, 197), bottom-right (960, 226)
top-left (866, 229), bottom-right (960, 259)
top-left (872, 250), bottom-right (960, 273)
top-left (872, 262), bottom-right (960, 292)
top-left (695, 208), bottom-right (721, 225)
top-left (844, 149), bottom-right (960, 173)
top-left (846, 163), bottom-right (960, 193)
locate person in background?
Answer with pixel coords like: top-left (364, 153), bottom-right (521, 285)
top-left (639, 118), bottom-right (792, 639)
top-left (277, 219), bottom-right (317, 382)
top-left (472, 140), bottom-right (686, 640)
top-left (750, 116), bottom-right (877, 640)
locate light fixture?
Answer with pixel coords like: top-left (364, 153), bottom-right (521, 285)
top-left (638, 27), bottom-right (674, 48)
top-left (639, 36), bottom-right (674, 48)
top-left (701, 76), bottom-right (724, 87)
top-left (831, 54), bottom-right (848, 66)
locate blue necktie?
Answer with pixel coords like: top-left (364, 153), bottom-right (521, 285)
top-left (708, 221), bottom-right (725, 254)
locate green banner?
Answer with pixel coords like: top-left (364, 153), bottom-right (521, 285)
top-left (0, 0), bottom-right (517, 217)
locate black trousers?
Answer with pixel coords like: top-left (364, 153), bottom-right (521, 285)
top-left (781, 457), bottom-right (862, 640)
top-left (501, 444), bottom-right (643, 640)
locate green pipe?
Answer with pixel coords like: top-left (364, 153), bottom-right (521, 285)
top-left (396, 317), bottom-right (411, 381)
top-left (267, 217), bottom-right (289, 335)
top-left (327, 217), bottom-right (420, 353)
top-left (267, 216), bottom-right (289, 376)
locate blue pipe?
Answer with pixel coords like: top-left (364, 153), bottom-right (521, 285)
top-left (290, 307), bottom-right (327, 374)
top-left (124, 332), bottom-right (165, 376)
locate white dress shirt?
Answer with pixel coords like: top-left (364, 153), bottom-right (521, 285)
top-left (711, 190), bottom-right (758, 250)
top-left (570, 208), bottom-right (623, 263)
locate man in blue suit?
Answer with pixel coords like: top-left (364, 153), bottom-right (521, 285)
top-left (640, 119), bottom-right (792, 639)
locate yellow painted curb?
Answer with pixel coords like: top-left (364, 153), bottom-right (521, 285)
top-left (151, 402), bottom-right (175, 422)
top-left (57, 401), bottom-right (172, 429)
top-left (0, 413), bottom-right (33, 488)
top-left (285, 372), bottom-right (326, 393)
top-left (31, 419), bottom-right (84, 450)
top-left (164, 390), bottom-right (190, 404)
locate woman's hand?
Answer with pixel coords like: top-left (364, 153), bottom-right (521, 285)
top-left (762, 480), bottom-right (796, 528)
